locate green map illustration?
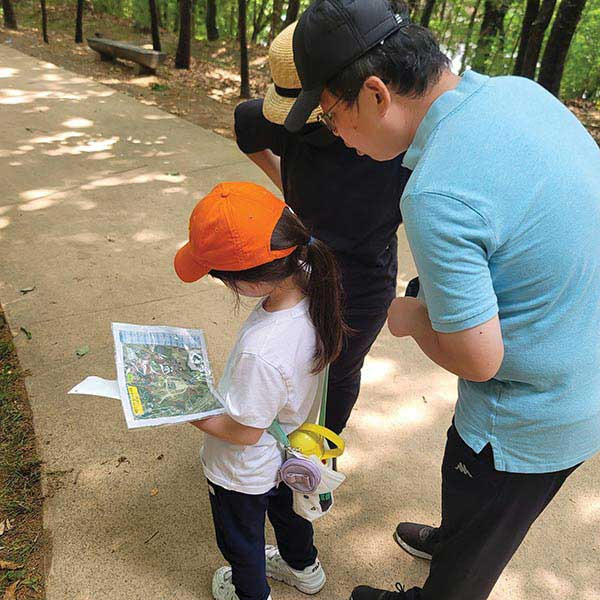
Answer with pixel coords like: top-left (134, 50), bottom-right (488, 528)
top-left (122, 343), bottom-right (222, 420)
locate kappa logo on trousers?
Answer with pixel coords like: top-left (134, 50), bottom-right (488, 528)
top-left (455, 462), bottom-right (473, 478)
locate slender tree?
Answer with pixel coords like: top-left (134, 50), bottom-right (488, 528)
top-left (40, 0), bottom-right (48, 43)
top-left (149, 0), bottom-right (162, 51)
top-left (206, 0), bottom-right (219, 40)
top-left (271, 0), bottom-right (284, 39)
top-left (282, 0), bottom-right (300, 29)
top-left (75, 0), bottom-right (84, 43)
top-left (520, 0), bottom-right (557, 78)
top-left (420, 0), bottom-right (436, 27)
top-left (407, 0), bottom-right (421, 19)
top-left (252, 0), bottom-right (269, 42)
top-left (2, 0), bottom-right (17, 29)
top-left (471, 0), bottom-right (511, 72)
top-left (239, 0), bottom-right (250, 98)
top-left (460, 0), bottom-right (483, 73)
top-left (175, 0), bottom-right (192, 68)
top-left (538, 0), bottom-right (588, 95)
top-left (514, 0), bottom-right (540, 74)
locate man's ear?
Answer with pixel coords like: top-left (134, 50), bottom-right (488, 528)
top-left (363, 76), bottom-right (391, 116)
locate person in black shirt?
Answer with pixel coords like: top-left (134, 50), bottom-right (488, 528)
top-left (234, 22), bottom-right (411, 434)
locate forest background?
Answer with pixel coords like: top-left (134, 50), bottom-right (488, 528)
top-left (0, 0), bottom-right (599, 142)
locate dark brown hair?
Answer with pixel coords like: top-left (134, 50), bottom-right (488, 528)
top-left (210, 207), bottom-right (347, 374)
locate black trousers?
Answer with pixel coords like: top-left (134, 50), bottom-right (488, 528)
top-left (406, 424), bottom-right (581, 600)
top-left (325, 307), bottom-right (389, 434)
top-left (207, 480), bottom-right (317, 600)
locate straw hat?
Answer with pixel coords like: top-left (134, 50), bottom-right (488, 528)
top-left (263, 22), bottom-right (322, 126)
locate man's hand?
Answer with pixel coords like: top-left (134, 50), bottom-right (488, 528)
top-left (387, 296), bottom-right (428, 338)
top-left (387, 296), bottom-right (504, 382)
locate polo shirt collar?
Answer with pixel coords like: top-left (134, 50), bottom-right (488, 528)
top-left (402, 70), bottom-right (489, 171)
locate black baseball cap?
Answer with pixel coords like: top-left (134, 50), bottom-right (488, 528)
top-left (284, 0), bottom-right (409, 132)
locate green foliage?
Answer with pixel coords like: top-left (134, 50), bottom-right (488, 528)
top-left (560, 0), bottom-right (600, 98)
top-left (6, 0), bottom-right (599, 99)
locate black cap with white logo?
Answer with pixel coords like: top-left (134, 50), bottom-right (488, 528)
top-left (285, 0), bottom-right (409, 132)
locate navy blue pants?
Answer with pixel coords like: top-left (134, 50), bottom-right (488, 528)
top-left (208, 480), bottom-right (317, 600)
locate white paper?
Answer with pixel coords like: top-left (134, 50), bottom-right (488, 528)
top-left (68, 376), bottom-right (121, 400)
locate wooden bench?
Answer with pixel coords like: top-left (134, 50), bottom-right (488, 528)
top-left (87, 37), bottom-right (166, 75)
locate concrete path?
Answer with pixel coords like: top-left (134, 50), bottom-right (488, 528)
top-left (1, 45), bottom-right (598, 600)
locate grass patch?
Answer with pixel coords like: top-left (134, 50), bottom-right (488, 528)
top-left (0, 311), bottom-right (45, 599)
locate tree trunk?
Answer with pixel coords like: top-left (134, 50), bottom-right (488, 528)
top-left (271, 0), bottom-right (284, 39)
top-left (460, 0), bottom-right (483, 73)
top-left (239, 0), bottom-right (250, 98)
top-left (408, 0), bottom-right (420, 19)
top-left (470, 0), bottom-right (511, 72)
top-left (75, 0), bottom-right (84, 43)
top-left (2, 0), bottom-right (17, 29)
top-left (206, 0), bottom-right (218, 40)
top-left (420, 0), bottom-right (436, 27)
top-left (513, 0), bottom-right (539, 74)
top-left (252, 0), bottom-right (269, 42)
top-left (175, 0), bottom-right (192, 69)
top-left (40, 0), bottom-right (48, 42)
top-left (538, 0), bottom-right (587, 96)
top-left (520, 0), bottom-right (556, 78)
top-left (282, 0), bottom-right (300, 29)
top-left (149, 0), bottom-right (161, 51)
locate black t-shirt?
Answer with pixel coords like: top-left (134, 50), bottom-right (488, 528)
top-left (234, 98), bottom-right (411, 310)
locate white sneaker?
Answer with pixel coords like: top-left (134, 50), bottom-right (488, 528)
top-left (212, 566), bottom-right (273, 600)
top-left (265, 545), bottom-right (326, 594)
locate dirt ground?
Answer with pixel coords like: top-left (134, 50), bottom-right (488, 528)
top-left (0, 311), bottom-right (45, 600)
top-left (1, 5), bottom-right (599, 145)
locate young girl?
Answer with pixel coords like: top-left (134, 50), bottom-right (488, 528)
top-left (174, 181), bottom-right (346, 600)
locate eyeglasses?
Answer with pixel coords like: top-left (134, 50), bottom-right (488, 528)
top-left (317, 95), bottom-right (344, 134)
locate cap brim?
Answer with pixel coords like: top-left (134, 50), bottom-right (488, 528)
top-left (263, 84), bottom-right (322, 126)
top-left (174, 242), bottom-right (210, 283)
top-left (284, 86), bottom-right (323, 132)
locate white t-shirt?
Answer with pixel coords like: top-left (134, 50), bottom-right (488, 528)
top-left (202, 297), bottom-right (321, 494)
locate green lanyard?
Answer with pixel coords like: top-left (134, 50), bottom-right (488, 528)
top-left (268, 366), bottom-right (329, 446)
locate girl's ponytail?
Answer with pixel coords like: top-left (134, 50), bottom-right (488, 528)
top-left (211, 206), bottom-right (347, 374)
top-left (304, 237), bottom-right (346, 373)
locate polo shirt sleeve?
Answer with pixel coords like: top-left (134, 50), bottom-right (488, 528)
top-left (402, 191), bottom-right (499, 333)
top-left (234, 98), bottom-right (286, 156)
top-left (221, 352), bottom-right (289, 429)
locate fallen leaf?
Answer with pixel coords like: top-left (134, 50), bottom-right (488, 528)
top-left (3, 581), bottom-right (18, 600)
top-left (76, 345), bottom-right (89, 357)
top-left (20, 286), bottom-right (36, 295)
top-left (150, 488), bottom-right (159, 496)
top-left (0, 520), bottom-right (12, 536)
top-left (20, 327), bottom-right (32, 340)
top-left (0, 560), bottom-right (23, 570)
top-left (166, 171), bottom-right (180, 176)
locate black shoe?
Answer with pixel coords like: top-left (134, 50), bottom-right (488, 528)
top-left (393, 522), bottom-right (439, 561)
top-left (351, 583), bottom-right (407, 600)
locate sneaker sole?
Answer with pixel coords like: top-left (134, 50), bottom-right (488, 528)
top-left (266, 566), bottom-right (326, 595)
top-left (393, 531), bottom-right (433, 561)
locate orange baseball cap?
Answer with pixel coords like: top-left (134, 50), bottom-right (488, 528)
top-left (174, 181), bottom-right (298, 283)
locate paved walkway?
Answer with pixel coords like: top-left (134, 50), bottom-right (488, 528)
top-left (1, 45), bottom-right (598, 600)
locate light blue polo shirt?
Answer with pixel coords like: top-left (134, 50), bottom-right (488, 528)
top-left (401, 70), bottom-right (600, 473)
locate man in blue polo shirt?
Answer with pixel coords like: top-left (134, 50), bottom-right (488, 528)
top-left (285, 1), bottom-right (600, 599)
